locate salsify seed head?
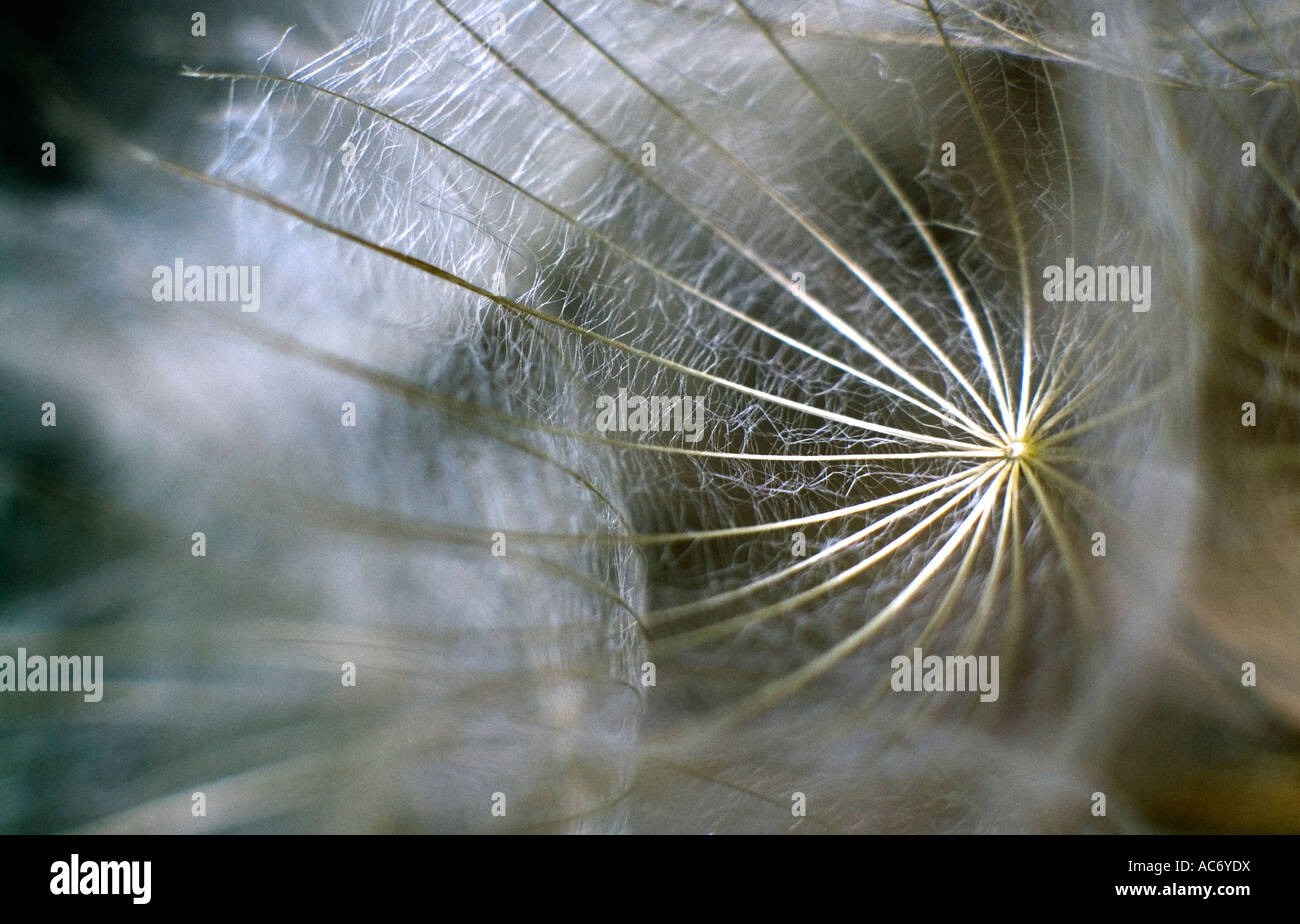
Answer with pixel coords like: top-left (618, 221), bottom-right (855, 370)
top-left (1, 0), bottom-right (1298, 833)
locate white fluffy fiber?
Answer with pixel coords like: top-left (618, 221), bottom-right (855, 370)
top-left (2, 0), bottom-right (1298, 832)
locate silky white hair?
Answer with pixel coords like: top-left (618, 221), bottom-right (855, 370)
top-left (1, 0), bottom-right (1298, 832)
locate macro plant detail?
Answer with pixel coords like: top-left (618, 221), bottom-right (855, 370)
top-left (2, 0), bottom-right (1297, 834)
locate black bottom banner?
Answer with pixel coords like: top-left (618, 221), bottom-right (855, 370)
top-left (0, 834), bottom-right (1286, 911)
